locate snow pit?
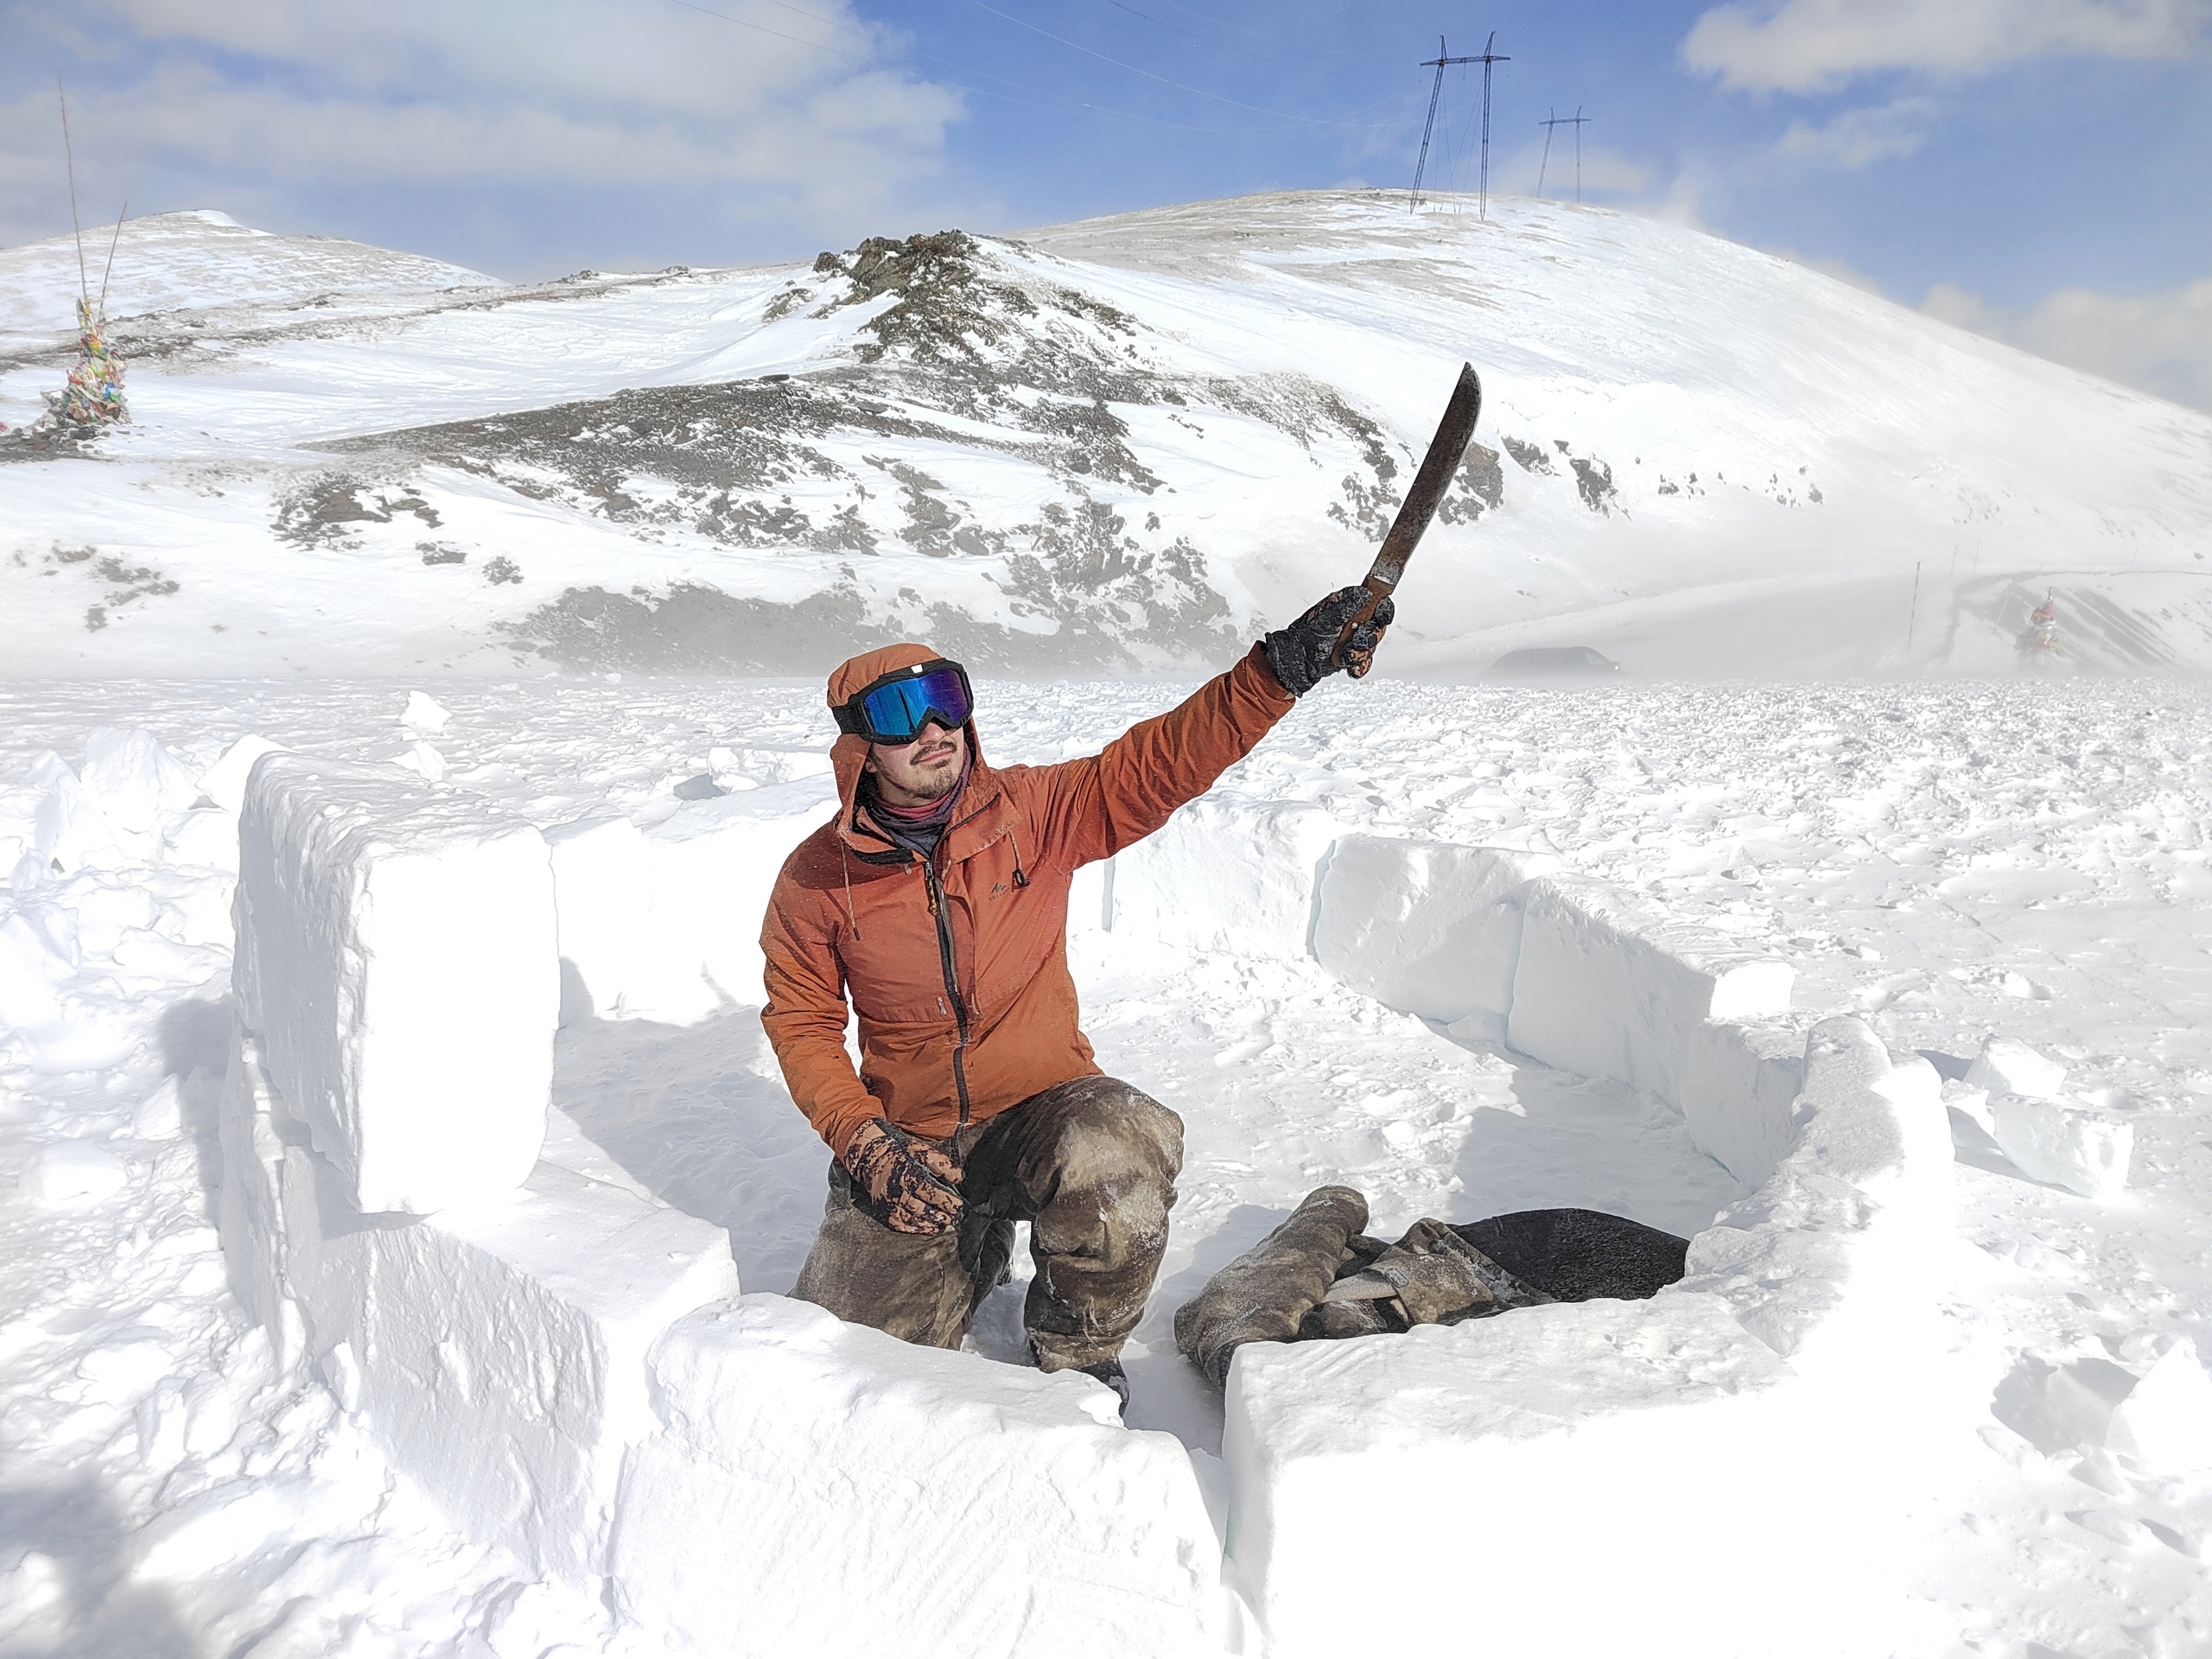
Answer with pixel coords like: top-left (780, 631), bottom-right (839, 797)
top-left (611, 1298), bottom-right (1228, 1659)
top-left (210, 787), bottom-right (1993, 1653)
top-left (1223, 1014), bottom-right (1950, 1658)
top-left (233, 753), bottom-right (559, 1214)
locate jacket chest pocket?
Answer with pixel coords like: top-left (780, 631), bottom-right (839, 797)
top-left (842, 880), bottom-right (960, 1025)
top-left (966, 864), bottom-right (1068, 1016)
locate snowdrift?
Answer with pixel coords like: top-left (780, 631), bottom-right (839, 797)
top-left (207, 748), bottom-right (1972, 1657)
top-left (5, 195), bottom-right (2210, 678)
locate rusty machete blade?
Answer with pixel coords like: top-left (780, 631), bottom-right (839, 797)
top-left (1364, 361), bottom-right (1483, 598)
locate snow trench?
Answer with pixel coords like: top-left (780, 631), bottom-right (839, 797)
top-left (215, 759), bottom-right (1955, 1658)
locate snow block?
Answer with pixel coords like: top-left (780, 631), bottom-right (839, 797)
top-left (280, 1138), bottom-right (739, 1586)
top-left (233, 753), bottom-right (558, 1213)
top-left (2107, 1340), bottom-right (2212, 1473)
top-left (1310, 836), bottom-right (1556, 1024)
top-left (1225, 1295), bottom-right (1890, 1659)
top-left (547, 795), bottom-right (825, 1023)
top-left (1107, 798), bottom-right (1338, 959)
top-left (1680, 1016), bottom-right (1951, 1376)
top-left (1966, 1035), bottom-right (2067, 1100)
top-left (1987, 1094), bottom-right (2132, 1198)
top-left (1507, 877), bottom-right (1795, 1104)
top-left (1677, 1020), bottom-right (1806, 1188)
top-left (610, 1297), bottom-right (1225, 1659)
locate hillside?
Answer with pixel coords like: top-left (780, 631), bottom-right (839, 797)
top-left (3, 194), bottom-right (2209, 678)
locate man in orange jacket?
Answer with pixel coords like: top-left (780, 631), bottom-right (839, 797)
top-left (760, 588), bottom-right (1394, 1411)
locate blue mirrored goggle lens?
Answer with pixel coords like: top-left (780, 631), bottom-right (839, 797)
top-left (857, 666), bottom-right (970, 742)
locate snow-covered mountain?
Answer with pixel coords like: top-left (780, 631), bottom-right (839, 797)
top-left (4, 194), bottom-right (2209, 678)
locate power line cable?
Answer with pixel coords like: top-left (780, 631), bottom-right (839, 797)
top-left (1103, 0), bottom-right (1326, 70)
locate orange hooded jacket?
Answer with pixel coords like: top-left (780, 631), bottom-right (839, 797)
top-left (760, 642), bottom-right (1297, 1157)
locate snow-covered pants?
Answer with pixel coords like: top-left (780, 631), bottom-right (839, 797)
top-left (790, 1075), bottom-right (1183, 1370)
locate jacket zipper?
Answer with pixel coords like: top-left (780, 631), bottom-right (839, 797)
top-left (919, 854), bottom-right (973, 1129)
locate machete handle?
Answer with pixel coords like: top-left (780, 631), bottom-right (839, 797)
top-left (1332, 362), bottom-right (1483, 666)
top-left (1330, 573), bottom-right (1395, 658)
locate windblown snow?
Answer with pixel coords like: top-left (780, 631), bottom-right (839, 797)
top-left (3, 192), bottom-right (2212, 1659)
top-left (3, 192), bottom-right (2209, 678)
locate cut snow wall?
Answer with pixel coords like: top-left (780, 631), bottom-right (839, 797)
top-left (1225, 1295), bottom-right (1894, 1659)
top-left (1506, 874), bottom-right (1794, 1105)
top-left (219, 1019), bottom-right (739, 1586)
top-left (1679, 1016), bottom-right (1953, 1375)
top-left (1103, 797), bottom-right (1338, 959)
top-left (1311, 836), bottom-right (1556, 1026)
top-left (233, 753), bottom-right (558, 1214)
top-left (280, 1139), bottom-right (739, 1585)
top-left (1224, 1014), bottom-right (1953, 1659)
top-left (1308, 835), bottom-right (1802, 1185)
top-left (611, 1299), bottom-right (1226, 1659)
top-left (548, 793), bottom-right (826, 1024)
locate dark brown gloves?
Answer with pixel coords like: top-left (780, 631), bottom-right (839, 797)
top-left (843, 1117), bottom-right (964, 1234)
top-left (1262, 587), bottom-right (1396, 696)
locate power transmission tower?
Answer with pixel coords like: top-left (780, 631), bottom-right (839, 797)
top-left (1539, 106), bottom-right (1592, 201)
top-left (1411, 37), bottom-right (1473, 212)
top-left (1472, 32), bottom-right (1510, 219)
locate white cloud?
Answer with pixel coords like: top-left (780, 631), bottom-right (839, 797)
top-left (1925, 276), bottom-right (2212, 410)
top-left (1776, 94), bottom-right (1936, 167)
top-left (1493, 140), bottom-right (1655, 200)
top-left (1684, 0), bottom-right (2210, 92)
top-left (0, 0), bottom-right (964, 246)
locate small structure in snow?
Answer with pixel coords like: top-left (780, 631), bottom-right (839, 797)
top-left (46, 296), bottom-right (128, 427)
top-left (1486, 645), bottom-right (1621, 681)
top-left (2016, 592), bottom-right (2063, 671)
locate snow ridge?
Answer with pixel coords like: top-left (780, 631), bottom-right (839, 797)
top-left (5, 194), bottom-right (2211, 677)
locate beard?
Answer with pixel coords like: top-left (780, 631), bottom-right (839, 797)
top-left (903, 750), bottom-right (964, 800)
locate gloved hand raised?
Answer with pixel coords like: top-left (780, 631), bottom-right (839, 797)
top-left (1262, 587), bottom-right (1397, 697)
top-left (843, 1117), bottom-right (965, 1235)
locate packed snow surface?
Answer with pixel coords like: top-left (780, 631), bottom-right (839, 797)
top-left (4, 194), bottom-right (2209, 680)
top-left (4, 175), bottom-right (2211, 1659)
top-left (3, 671), bottom-right (2210, 1655)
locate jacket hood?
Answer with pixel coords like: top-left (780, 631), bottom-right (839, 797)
top-left (825, 642), bottom-right (991, 855)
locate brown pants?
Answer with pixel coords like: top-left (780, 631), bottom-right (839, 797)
top-left (789, 1075), bottom-right (1183, 1370)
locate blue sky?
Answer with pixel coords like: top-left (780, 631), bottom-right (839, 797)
top-left (3, 0), bottom-right (2209, 405)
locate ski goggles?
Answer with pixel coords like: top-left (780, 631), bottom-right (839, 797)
top-left (831, 658), bottom-right (975, 745)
